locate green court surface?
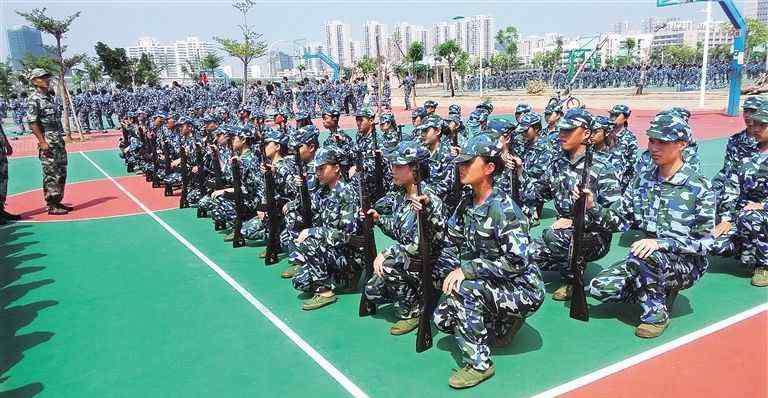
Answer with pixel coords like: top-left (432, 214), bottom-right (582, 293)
top-left (1, 132), bottom-right (766, 398)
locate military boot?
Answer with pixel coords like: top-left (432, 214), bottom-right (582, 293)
top-left (751, 267), bottom-right (768, 287)
top-left (389, 317), bottom-right (419, 335)
top-left (635, 319), bottom-right (670, 338)
top-left (281, 265), bottom-right (298, 279)
top-left (448, 364), bottom-right (495, 389)
top-left (301, 293), bottom-right (337, 311)
top-left (552, 285), bottom-right (572, 301)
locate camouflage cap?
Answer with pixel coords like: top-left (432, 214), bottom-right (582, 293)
top-left (177, 116), bottom-right (195, 126)
top-left (355, 106), bottom-right (376, 119)
top-left (293, 125), bottom-right (320, 145)
top-left (609, 104), bottom-right (631, 117)
top-left (448, 104), bottom-right (461, 116)
top-left (251, 109), bottom-right (266, 120)
top-left (423, 100), bottom-right (438, 108)
top-left (444, 113), bottom-right (462, 124)
top-left (475, 101), bottom-right (494, 115)
top-left (743, 96), bottom-right (765, 111)
top-left (748, 100), bottom-right (768, 123)
top-left (515, 112), bottom-right (542, 133)
top-left (544, 102), bottom-right (564, 115)
top-left (137, 107), bottom-right (149, 115)
top-left (294, 111), bottom-right (310, 121)
top-left (236, 126), bottom-right (255, 139)
top-left (591, 115), bottom-right (615, 132)
top-left (263, 129), bottom-right (289, 146)
top-left (417, 116), bottom-right (442, 132)
top-left (221, 124), bottom-right (239, 137)
top-left (29, 68), bottom-right (51, 80)
top-left (153, 112), bottom-right (168, 120)
top-left (468, 109), bottom-right (489, 124)
top-left (314, 147), bottom-right (341, 167)
top-left (646, 114), bottom-right (691, 142)
top-left (515, 103), bottom-right (532, 115)
top-left (453, 133), bottom-right (502, 163)
top-left (666, 107), bottom-right (691, 121)
top-left (379, 113), bottom-right (395, 125)
top-left (557, 108), bottom-right (593, 131)
top-left (386, 140), bottom-right (430, 165)
top-left (411, 107), bottom-right (427, 119)
top-left (125, 111), bottom-right (136, 118)
top-left (321, 107), bottom-right (341, 118)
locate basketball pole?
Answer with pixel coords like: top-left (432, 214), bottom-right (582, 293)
top-left (699, 1), bottom-right (712, 108)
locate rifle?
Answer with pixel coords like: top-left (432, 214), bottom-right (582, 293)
top-left (179, 145), bottom-right (189, 209)
top-left (261, 141), bottom-right (281, 265)
top-left (294, 145), bottom-right (313, 231)
top-left (413, 170), bottom-right (437, 353)
top-left (195, 143), bottom-right (209, 218)
top-left (356, 155), bottom-right (378, 317)
top-left (212, 145), bottom-right (228, 231)
top-left (162, 140), bottom-right (174, 197)
top-left (568, 132), bottom-right (595, 322)
top-left (150, 132), bottom-right (162, 188)
top-left (446, 128), bottom-right (462, 209)
top-left (230, 157), bottom-right (247, 248)
top-left (371, 130), bottom-right (385, 201)
top-left (121, 126), bottom-right (134, 172)
top-left (139, 126), bottom-right (152, 182)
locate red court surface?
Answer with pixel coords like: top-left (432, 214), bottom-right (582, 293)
top-left (564, 311), bottom-right (768, 398)
top-left (5, 174), bottom-right (180, 221)
top-left (8, 130), bottom-right (123, 158)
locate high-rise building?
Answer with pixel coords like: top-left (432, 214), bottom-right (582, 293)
top-left (431, 22), bottom-right (451, 52)
top-left (126, 36), bottom-right (215, 79)
top-left (6, 25), bottom-right (45, 69)
top-left (469, 15), bottom-right (495, 61)
top-left (349, 40), bottom-right (363, 64)
top-left (364, 21), bottom-right (387, 59)
top-left (640, 17), bottom-right (659, 34)
top-left (612, 21), bottom-right (631, 35)
top-left (324, 20), bottom-right (351, 67)
top-left (759, 0), bottom-right (768, 25)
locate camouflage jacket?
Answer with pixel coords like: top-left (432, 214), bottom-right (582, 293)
top-left (591, 161), bottom-right (715, 255)
top-left (711, 130), bottom-right (758, 192)
top-left (605, 127), bottom-right (639, 189)
top-left (374, 183), bottom-right (447, 263)
top-left (523, 149), bottom-right (622, 229)
top-left (447, 188), bottom-right (540, 285)
top-left (306, 180), bottom-right (360, 246)
top-left (237, 149), bottom-right (264, 209)
top-left (426, 141), bottom-right (455, 198)
top-left (719, 150), bottom-right (768, 222)
top-left (25, 91), bottom-right (63, 133)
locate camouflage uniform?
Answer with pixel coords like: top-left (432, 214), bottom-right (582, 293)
top-left (0, 124), bottom-right (8, 210)
top-left (433, 134), bottom-right (545, 373)
top-left (418, 117), bottom-right (455, 199)
top-left (607, 105), bottom-right (640, 190)
top-left (25, 81), bottom-right (68, 207)
top-left (711, 105), bottom-right (768, 270)
top-left (211, 133), bottom-right (263, 228)
top-left (524, 110), bottom-right (622, 282)
top-left (364, 142), bottom-right (459, 320)
top-left (588, 114), bottom-right (715, 325)
top-left (291, 148), bottom-right (360, 293)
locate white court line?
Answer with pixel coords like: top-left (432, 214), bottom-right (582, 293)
top-left (80, 151), bottom-right (370, 398)
top-left (530, 303), bottom-right (768, 398)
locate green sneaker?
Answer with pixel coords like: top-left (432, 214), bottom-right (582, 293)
top-left (281, 265), bottom-right (298, 279)
top-left (751, 267), bottom-right (768, 287)
top-left (635, 319), bottom-right (669, 338)
top-left (448, 364), bottom-right (495, 389)
top-left (301, 294), bottom-right (337, 311)
top-left (552, 285), bottom-right (572, 301)
top-left (223, 232), bottom-right (235, 242)
top-left (389, 317), bottom-right (420, 335)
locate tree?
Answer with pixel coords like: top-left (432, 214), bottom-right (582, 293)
top-left (454, 51), bottom-right (471, 91)
top-left (405, 41), bottom-right (424, 97)
top-left (200, 52), bottom-right (223, 76)
top-left (436, 40), bottom-right (461, 97)
top-left (95, 42), bottom-right (133, 87)
top-left (495, 26), bottom-right (520, 66)
top-left (17, 7), bottom-right (83, 138)
top-left (297, 63), bottom-right (306, 78)
top-left (180, 59), bottom-right (200, 80)
top-left (82, 57), bottom-right (103, 87)
top-left (0, 62), bottom-right (13, 99)
top-left (215, 0), bottom-right (267, 101)
top-left (356, 56), bottom-right (376, 78)
top-left (746, 18), bottom-right (768, 61)
top-left (134, 53), bottom-right (160, 86)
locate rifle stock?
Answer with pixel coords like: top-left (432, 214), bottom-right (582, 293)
top-left (357, 156), bottom-right (378, 317)
top-left (568, 142), bottom-right (594, 322)
top-left (162, 141), bottom-right (174, 197)
top-left (231, 158), bottom-right (247, 248)
top-left (295, 146), bottom-right (314, 231)
top-left (414, 172), bottom-right (436, 352)
top-left (179, 145), bottom-right (189, 208)
top-left (261, 142), bottom-right (280, 265)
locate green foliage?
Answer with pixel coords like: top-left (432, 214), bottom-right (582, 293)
top-left (531, 49), bottom-right (561, 71)
top-left (746, 18), bottom-right (768, 57)
top-left (436, 40), bottom-right (461, 63)
top-left (201, 52), bottom-right (223, 73)
top-left (134, 53), bottom-right (160, 86)
top-left (82, 57), bottom-right (103, 85)
top-left (495, 26), bottom-right (520, 63)
top-left (454, 51), bottom-right (471, 77)
top-left (356, 56), bottom-right (376, 77)
top-left (213, 35), bottom-right (267, 80)
top-left (406, 42), bottom-right (425, 66)
top-left (662, 44), bottom-right (698, 64)
top-left (0, 62), bottom-right (14, 99)
top-left (95, 42), bottom-right (133, 87)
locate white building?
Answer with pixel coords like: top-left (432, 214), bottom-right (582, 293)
top-left (349, 40), bottom-right (363, 64)
top-left (612, 21), bottom-right (631, 35)
top-left (363, 21), bottom-right (387, 59)
top-left (126, 36), bottom-right (215, 80)
top-left (757, 0), bottom-right (768, 24)
top-left (324, 20), bottom-right (351, 67)
top-left (470, 15), bottom-right (495, 61)
top-left (431, 22), bottom-right (451, 53)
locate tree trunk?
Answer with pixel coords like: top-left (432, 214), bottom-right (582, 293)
top-left (448, 62), bottom-right (455, 97)
top-left (242, 60), bottom-right (249, 104)
top-left (54, 36), bottom-right (78, 141)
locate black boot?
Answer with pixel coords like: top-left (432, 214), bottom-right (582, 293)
top-left (0, 209), bottom-right (21, 221)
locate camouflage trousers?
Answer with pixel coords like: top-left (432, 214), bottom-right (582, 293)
top-left (364, 248), bottom-right (459, 320)
top-left (433, 274), bottom-right (545, 371)
top-left (103, 112), bottom-right (116, 129)
top-left (529, 227), bottom-right (611, 281)
top-left (13, 113), bottom-right (26, 131)
top-left (185, 187), bottom-right (204, 207)
top-left (588, 251), bottom-right (708, 324)
top-left (403, 89), bottom-right (412, 110)
top-left (290, 235), bottom-right (351, 293)
top-left (90, 110), bottom-right (104, 130)
top-left (39, 134), bottom-right (68, 206)
top-left (163, 171), bottom-right (182, 187)
top-left (0, 153), bottom-right (7, 208)
top-left (711, 210), bottom-right (768, 269)
top-left (211, 196), bottom-right (236, 226)
top-left (77, 111), bottom-right (91, 131)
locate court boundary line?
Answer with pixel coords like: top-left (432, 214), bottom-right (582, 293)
top-left (80, 151), bottom-right (371, 398)
top-left (529, 303), bottom-right (768, 398)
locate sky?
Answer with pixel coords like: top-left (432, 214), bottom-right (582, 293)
top-left (0, 0), bottom-right (753, 69)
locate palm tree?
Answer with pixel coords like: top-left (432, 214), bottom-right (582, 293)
top-left (436, 40), bottom-right (461, 97)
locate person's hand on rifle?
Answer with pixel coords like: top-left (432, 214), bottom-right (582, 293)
top-left (573, 187), bottom-right (595, 210)
top-left (552, 218), bottom-right (573, 230)
top-left (191, 166), bottom-right (199, 174)
top-left (260, 163), bottom-right (274, 173)
top-left (296, 228), bottom-right (310, 244)
top-left (744, 201), bottom-right (765, 211)
top-left (450, 145), bottom-right (461, 158)
top-left (293, 175), bottom-right (303, 187)
top-left (171, 159), bottom-right (181, 167)
top-left (373, 252), bottom-right (386, 277)
top-left (712, 220), bottom-right (733, 238)
top-left (442, 267), bottom-right (465, 295)
top-left (360, 208), bottom-right (380, 222)
top-left (211, 188), bottom-right (227, 199)
top-left (408, 194), bottom-right (429, 212)
top-left (256, 210), bottom-right (266, 220)
top-left (348, 165), bottom-right (358, 178)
